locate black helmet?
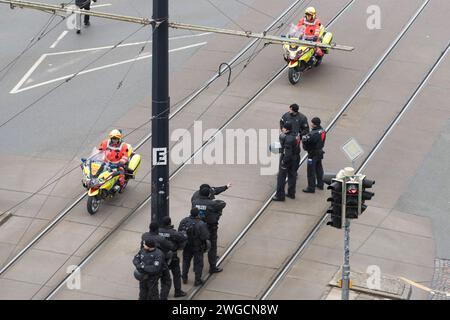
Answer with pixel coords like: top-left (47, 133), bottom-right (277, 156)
top-left (190, 208), bottom-right (200, 217)
top-left (144, 238), bottom-right (156, 248)
top-left (149, 222), bottom-right (159, 232)
top-left (289, 104), bottom-right (299, 112)
top-left (199, 185), bottom-right (211, 196)
top-left (312, 117), bottom-right (321, 126)
top-left (161, 216), bottom-right (171, 227)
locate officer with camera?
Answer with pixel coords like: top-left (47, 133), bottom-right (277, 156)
top-left (141, 222), bottom-right (174, 300)
top-left (273, 122), bottom-right (300, 201)
top-left (132, 239), bottom-right (165, 300)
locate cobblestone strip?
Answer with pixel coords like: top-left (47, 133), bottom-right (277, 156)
top-left (429, 259), bottom-right (450, 300)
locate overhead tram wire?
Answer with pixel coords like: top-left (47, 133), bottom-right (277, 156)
top-left (0, 24), bottom-right (148, 130)
top-left (234, 0), bottom-right (275, 20)
top-left (265, 0), bottom-right (313, 34)
top-left (205, 0), bottom-right (247, 32)
top-left (0, 14), bottom-right (63, 82)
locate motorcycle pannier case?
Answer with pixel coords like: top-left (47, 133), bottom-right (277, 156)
top-left (322, 32), bottom-right (333, 54)
top-left (128, 154), bottom-right (141, 178)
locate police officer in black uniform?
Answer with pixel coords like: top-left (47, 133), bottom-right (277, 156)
top-left (141, 222), bottom-right (174, 300)
top-left (302, 117), bottom-right (326, 193)
top-left (192, 185), bottom-right (227, 274)
top-left (179, 208), bottom-right (210, 286)
top-left (133, 239), bottom-right (165, 300)
top-left (280, 103), bottom-right (309, 172)
top-left (191, 183), bottom-right (231, 203)
top-left (273, 122), bottom-right (301, 201)
top-left (159, 216), bottom-right (188, 298)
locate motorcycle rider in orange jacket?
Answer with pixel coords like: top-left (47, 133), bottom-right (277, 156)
top-left (293, 7), bottom-right (324, 58)
top-left (98, 129), bottom-right (129, 189)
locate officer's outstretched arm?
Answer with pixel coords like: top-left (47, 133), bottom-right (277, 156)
top-left (212, 185), bottom-right (228, 196)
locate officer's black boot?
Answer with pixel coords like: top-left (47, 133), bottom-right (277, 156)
top-left (209, 266), bottom-right (223, 274)
top-left (174, 290), bottom-right (187, 298)
top-left (194, 279), bottom-right (204, 286)
top-left (272, 195), bottom-right (285, 201)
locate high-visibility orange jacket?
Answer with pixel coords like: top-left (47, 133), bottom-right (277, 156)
top-left (98, 139), bottom-right (129, 164)
top-left (295, 17), bottom-right (321, 41)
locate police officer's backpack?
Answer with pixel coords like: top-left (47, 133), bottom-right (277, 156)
top-left (180, 220), bottom-right (199, 242)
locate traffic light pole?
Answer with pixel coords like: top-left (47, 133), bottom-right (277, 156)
top-left (151, 0), bottom-right (170, 225)
top-left (342, 217), bottom-right (351, 300)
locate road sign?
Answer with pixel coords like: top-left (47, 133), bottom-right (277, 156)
top-left (342, 138), bottom-right (364, 163)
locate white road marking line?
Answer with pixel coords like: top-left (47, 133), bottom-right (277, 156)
top-left (47, 32), bottom-right (211, 56)
top-left (91, 3), bottom-right (112, 8)
top-left (10, 42), bottom-right (207, 94)
top-left (10, 54), bottom-right (48, 94)
top-left (49, 30), bottom-right (69, 49)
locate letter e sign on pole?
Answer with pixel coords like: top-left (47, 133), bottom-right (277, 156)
top-left (153, 147), bottom-right (168, 165)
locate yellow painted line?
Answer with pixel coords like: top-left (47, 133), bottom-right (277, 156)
top-left (399, 277), bottom-right (450, 297)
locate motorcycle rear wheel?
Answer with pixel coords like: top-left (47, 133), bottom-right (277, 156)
top-left (87, 196), bottom-right (101, 215)
top-left (288, 68), bottom-right (301, 85)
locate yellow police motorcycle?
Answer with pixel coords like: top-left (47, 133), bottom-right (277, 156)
top-left (282, 24), bottom-right (333, 85)
top-left (81, 147), bottom-right (141, 215)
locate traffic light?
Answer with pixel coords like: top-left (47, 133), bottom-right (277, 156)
top-left (361, 177), bottom-right (375, 214)
top-left (345, 181), bottom-right (359, 219)
top-left (326, 179), bottom-right (344, 229)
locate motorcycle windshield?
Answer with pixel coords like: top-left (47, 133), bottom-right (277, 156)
top-left (88, 148), bottom-right (106, 162)
top-left (287, 23), bottom-right (304, 39)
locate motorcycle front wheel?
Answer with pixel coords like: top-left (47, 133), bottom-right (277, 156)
top-left (87, 196), bottom-right (101, 215)
top-left (288, 68), bottom-right (301, 85)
